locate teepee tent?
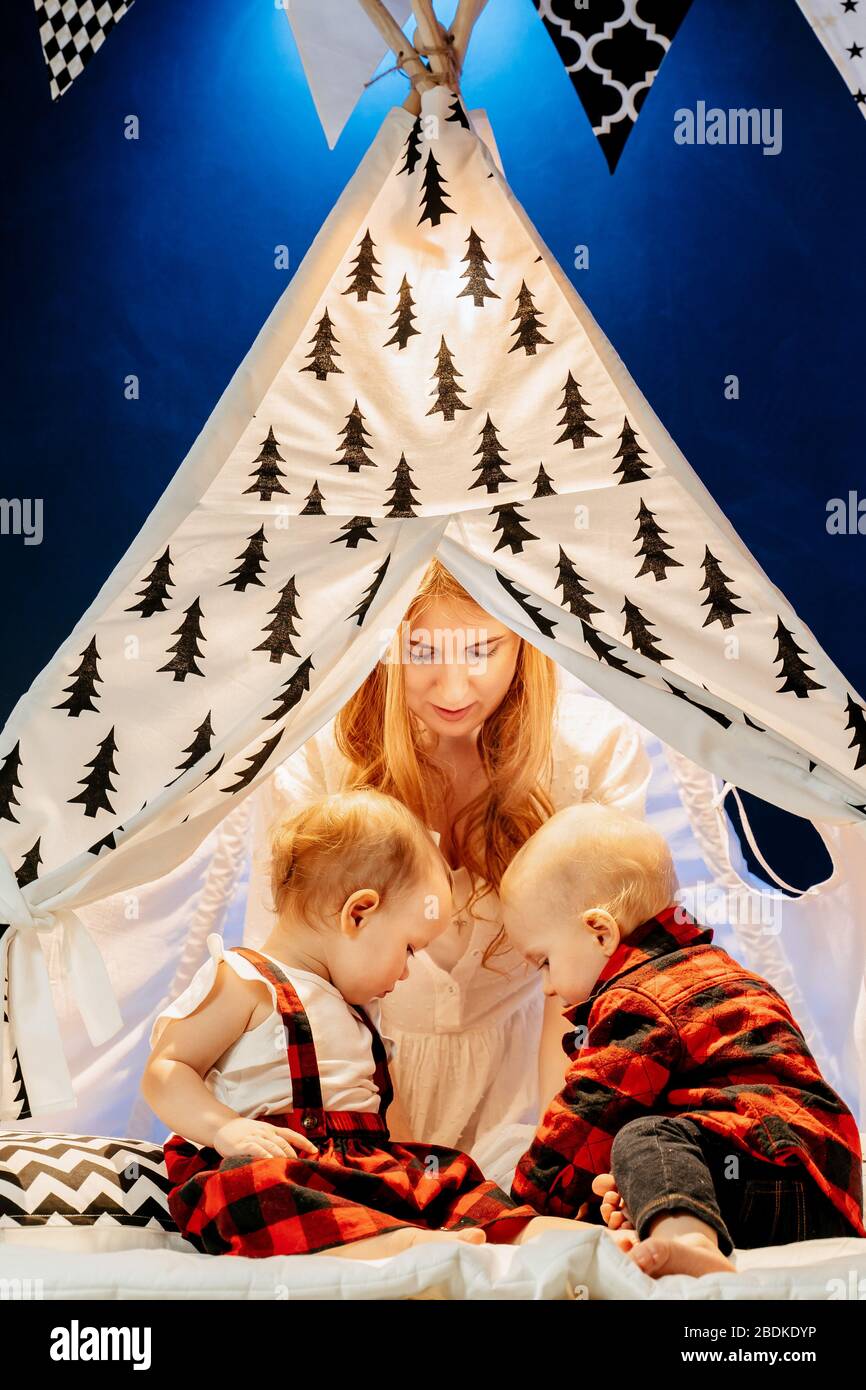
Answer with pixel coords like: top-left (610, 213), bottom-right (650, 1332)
top-left (3, 3), bottom-right (866, 1134)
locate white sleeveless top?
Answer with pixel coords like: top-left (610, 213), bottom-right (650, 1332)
top-left (149, 933), bottom-right (396, 1143)
top-left (242, 686), bottom-right (652, 1156)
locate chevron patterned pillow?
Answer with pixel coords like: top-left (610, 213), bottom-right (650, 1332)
top-left (0, 1130), bottom-right (179, 1234)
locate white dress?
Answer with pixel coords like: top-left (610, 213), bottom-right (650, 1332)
top-left (242, 687), bottom-right (652, 1170)
top-left (149, 933), bottom-right (396, 1147)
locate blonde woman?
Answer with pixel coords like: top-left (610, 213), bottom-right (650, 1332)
top-left (244, 559), bottom-right (651, 1182)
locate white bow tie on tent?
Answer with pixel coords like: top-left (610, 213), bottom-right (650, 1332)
top-left (0, 857), bottom-right (121, 1115)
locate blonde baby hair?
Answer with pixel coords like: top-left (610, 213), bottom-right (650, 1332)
top-left (269, 788), bottom-right (442, 931)
top-left (502, 800), bottom-right (679, 934)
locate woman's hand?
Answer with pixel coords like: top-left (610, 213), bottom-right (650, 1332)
top-left (591, 1172), bottom-right (635, 1230)
top-left (212, 1116), bottom-right (320, 1160)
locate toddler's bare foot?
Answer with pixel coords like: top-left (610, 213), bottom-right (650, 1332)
top-left (317, 1224), bottom-right (487, 1261)
top-left (421, 1226), bottom-right (487, 1246)
top-left (629, 1231), bottom-right (736, 1279)
top-left (368, 1226), bottom-right (487, 1251)
top-left (604, 1226), bottom-right (639, 1254)
top-left (514, 1214), bottom-right (627, 1246)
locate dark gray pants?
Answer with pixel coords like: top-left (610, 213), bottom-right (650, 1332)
top-left (609, 1114), bottom-right (854, 1257)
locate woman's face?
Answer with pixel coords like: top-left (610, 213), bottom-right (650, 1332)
top-left (401, 597), bottom-right (521, 741)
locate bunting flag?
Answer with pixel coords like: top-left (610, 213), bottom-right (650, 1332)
top-left (285, 0), bottom-right (414, 149)
top-left (796, 0), bottom-right (866, 115)
top-left (32, 0), bottom-right (134, 102)
top-left (531, 0), bottom-right (695, 172)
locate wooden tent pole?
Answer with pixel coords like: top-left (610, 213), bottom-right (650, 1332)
top-left (412, 0), bottom-right (450, 80)
top-left (451, 0), bottom-right (488, 69)
top-left (357, 0), bottom-right (436, 95)
top-left (358, 0), bottom-right (486, 116)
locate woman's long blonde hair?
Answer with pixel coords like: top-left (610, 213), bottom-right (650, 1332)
top-left (335, 558), bottom-right (559, 966)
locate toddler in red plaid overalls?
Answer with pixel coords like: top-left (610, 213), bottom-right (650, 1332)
top-left (143, 788), bottom-right (627, 1260)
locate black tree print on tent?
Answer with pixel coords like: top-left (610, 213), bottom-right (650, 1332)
top-left (458, 228), bottom-right (499, 307)
top-left (845, 695), bottom-right (866, 770)
top-left (533, 464), bottom-right (556, 497)
top-left (89, 821), bottom-right (125, 856)
top-left (386, 454), bottom-right (420, 517)
top-left (350, 556), bottom-right (391, 626)
top-left (254, 577), bottom-right (302, 663)
top-left (557, 548), bottom-right (603, 624)
top-left (555, 372), bottom-right (600, 449)
top-left (633, 501), bottom-right (683, 581)
top-left (301, 308), bottom-right (343, 380)
top-left (167, 713), bottom-right (215, 785)
top-left (333, 401), bottom-right (376, 471)
top-left (508, 280), bottom-right (551, 356)
top-left (665, 682), bottom-right (734, 729)
top-left (15, 837), bottom-right (42, 885)
top-left (223, 526), bottom-right (268, 592)
top-left (300, 481), bottom-right (326, 514)
top-left (332, 517), bottom-right (377, 548)
top-left (159, 599), bottom-right (206, 681)
top-left (53, 637), bottom-right (103, 716)
top-left (0, 742), bottom-right (22, 822)
top-left (622, 597), bottom-right (672, 664)
top-left (496, 570), bottom-right (557, 639)
top-left (418, 148), bottom-right (454, 227)
top-left (446, 93), bottom-right (471, 130)
top-left (397, 116), bottom-right (423, 177)
top-left (266, 656), bottom-right (315, 723)
top-left (700, 547), bottom-right (749, 628)
top-left (244, 427), bottom-right (290, 502)
top-left (221, 731), bottom-right (285, 796)
top-left (613, 417), bottom-right (652, 483)
top-left (556, 548), bottom-right (631, 672)
top-left (384, 274), bottom-right (420, 350)
top-left (342, 229), bottom-right (384, 301)
top-left (125, 546), bottom-right (175, 617)
top-left (427, 337), bottom-right (470, 420)
top-left (470, 414), bottom-right (515, 493)
top-left (774, 618), bottom-right (826, 697)
top-left (491, 502), bottom-right (539, 554)
top-left (68, 727), bottom-right (119, 817)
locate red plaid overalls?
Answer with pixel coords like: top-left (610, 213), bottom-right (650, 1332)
top-left (163, 947), bottom-right (538, 1256)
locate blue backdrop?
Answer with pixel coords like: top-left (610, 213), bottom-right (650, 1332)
top-left (3, 0), bottom-right (865, 888)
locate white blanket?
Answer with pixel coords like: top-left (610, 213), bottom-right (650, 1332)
top-left (2, 1228), bottom-right (864, 1301)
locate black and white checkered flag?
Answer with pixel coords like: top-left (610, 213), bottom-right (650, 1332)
top-left (33, 0), bottom-right (134, 102)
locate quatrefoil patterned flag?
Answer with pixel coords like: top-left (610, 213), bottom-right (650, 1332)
top-left (531, 0), bottom-right (695, 172)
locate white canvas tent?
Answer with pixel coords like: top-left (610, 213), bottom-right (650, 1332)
top-left (2, 43), bottom-right (866, 1137)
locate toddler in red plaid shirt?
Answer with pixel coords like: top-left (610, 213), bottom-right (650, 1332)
top-left (501, 801), bottom-right (865, 1280)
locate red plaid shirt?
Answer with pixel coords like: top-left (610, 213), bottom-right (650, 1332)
top-left (511, 905), bottom-right (866, 1237)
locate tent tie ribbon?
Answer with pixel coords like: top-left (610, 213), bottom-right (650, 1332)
top-left (0, 863), bottom-right (122, 1116)
top-left (711, 780), bottom-right (825, 899)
